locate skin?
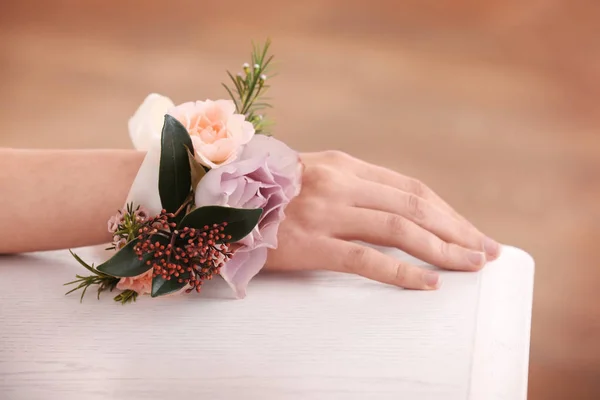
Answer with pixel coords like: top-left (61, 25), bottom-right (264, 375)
top-left (0, 148), bottom-right (500, 290)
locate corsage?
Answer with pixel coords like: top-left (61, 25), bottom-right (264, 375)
top-left (65, 40), bottom-right (303, 304)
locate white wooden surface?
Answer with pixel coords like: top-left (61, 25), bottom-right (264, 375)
top-left (0, 245), bottom-right (534, 400)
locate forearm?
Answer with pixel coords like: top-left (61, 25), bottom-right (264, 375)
top-left (0, 149), bottom-right (144, 253)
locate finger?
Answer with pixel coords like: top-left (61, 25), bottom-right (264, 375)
top-left (320, 237), bottom-right (441, 290)
top-left (347, 158), bottom-right (469, 222)
top-left (349, 178), bottom-right (487, 253)
top-left (331, 207), bottom-right (486, 271)
top-left (347, 161), bottom-right (501, 260)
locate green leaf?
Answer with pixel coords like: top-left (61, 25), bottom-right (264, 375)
top-left (96, 239), bottom-right (157, 278)
top-left (263, 54), bottom-right (275, 71)
top-left (178, 205), bottom-right (262, 243)
top-left (227, 70), bottom-right (244, 97)
top-left (187, 148), bottom-right (206, 191)
top-left (221, 83), bottom-right (240, 112)
top-left (159, 115), bottom-right (194, 214)
top-left (151, 275), bottom-right (187, 298)
top-left (69, 250), bottom-right (105, 277)
top-left (113, 289), bottom-right (138, 304)
top-left (250, 103), bottom-right (273, 109)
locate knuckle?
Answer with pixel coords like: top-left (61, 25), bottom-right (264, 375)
top-left (323, 150), bottom-right (352, 166)
top-left (304, 165), bottom-right (334, 192)
top-left (344, 245), bottom-right (369, 273)
top-left (437, 240), bottom-right (452, 263)
top-left (406, 194), bottom-right (426, 220)
top-left (384, 214), bottom-right (406, 236)
top-left (407, 178), bottom-right (426, 198)
top-left (305, 164), bottom-right (348, 199)
top-left (307, 164), bottom-right (335, 183)
top-left (394, 263), bottom-right (407, 285)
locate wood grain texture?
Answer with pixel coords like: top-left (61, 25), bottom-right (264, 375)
top-left (0, 246), bottom-right (533, 400)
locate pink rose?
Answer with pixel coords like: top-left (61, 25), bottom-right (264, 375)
top-left (168, 100), bottom-right (255, 168)
top-left (116, 269), bottom-right (153, 296)
top-left (195, 135), bottom-right (302, 298)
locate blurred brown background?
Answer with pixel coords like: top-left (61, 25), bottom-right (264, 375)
top-left (1, 0), bottom-right (599, 398)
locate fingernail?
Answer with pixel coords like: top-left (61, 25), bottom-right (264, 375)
top-left (424, 272), bottom-right (441, 288)
top-left (483, 237), bottom-right (500, 259)
top-left (468, 251), bottom-right (486, 267)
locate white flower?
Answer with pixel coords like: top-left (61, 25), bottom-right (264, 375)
top-left (128, 93), bottom-right (175, 151)
top-left (124, 94), bottom-right (175, 216)
top-left (125, 142), bottom-right (163, 216)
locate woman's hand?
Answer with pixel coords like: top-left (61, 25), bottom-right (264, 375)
top-left (265, 151), bottom-right (501, 289)
top-left (0, 148), bottom-right (500, 291)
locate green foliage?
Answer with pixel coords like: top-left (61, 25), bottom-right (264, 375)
top-left (65, 250), bottom-right (120, 302)
top-left (96, 239), bottom-right (165, 278)
top-left (178, 205), bottom-right (263, 243)
top-left (113, 290), bottom-right (138, 305)
top-left (223, 39), bottom-right (275, 135)
top-left (159, 115), bottom-right (194, 219)
top-left (151, 275), bottom-right (188, 298)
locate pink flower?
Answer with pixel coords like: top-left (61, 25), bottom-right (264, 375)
top-left (194, 135), bottom-right (302, 298)
top-left (107, 213), bottom-right (123, 233)
top-left (114, 237), bottom-right (128, 250)
top-left (168, 100), bottom-right (254, 168)
top-left (134, 207), bottom-right (149, 222)
top-left (116, 269), bottom-right (153, 296)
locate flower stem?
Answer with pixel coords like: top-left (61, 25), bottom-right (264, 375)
top-left (174, 195), bottom-right (193, 218)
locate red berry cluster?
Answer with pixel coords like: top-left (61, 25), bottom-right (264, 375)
top-left (133, 210), bottom-right (234, 293)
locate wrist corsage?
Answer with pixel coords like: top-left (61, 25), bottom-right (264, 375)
top-left (65, 40), bottom-right (302, 304)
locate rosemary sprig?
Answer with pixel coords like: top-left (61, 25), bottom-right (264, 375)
top-left (113, 290), bottom-right (138, 305)
top-left (65, 250), bottom-right (120, 302)
top-left (223, 39), bottom-right (275, 135)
